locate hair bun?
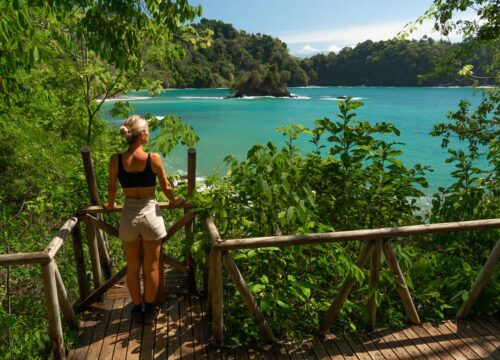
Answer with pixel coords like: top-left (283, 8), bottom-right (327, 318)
top-left (119, 125), bottom-right (130, 137)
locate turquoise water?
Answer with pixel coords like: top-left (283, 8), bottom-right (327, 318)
top-left (102, 87), bottom-right (487, 192)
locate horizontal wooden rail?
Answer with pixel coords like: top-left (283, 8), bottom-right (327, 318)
top-left (0, 251), bottom-right (51, 266)
top-left (214, 218), bottom-right (500, 250)
top-left (206, 216), bottom-right (500, 347)
top-left (76, 201), bottom-right (194, 214)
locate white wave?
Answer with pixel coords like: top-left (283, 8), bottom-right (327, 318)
top-left (104, 96), bottom-right (150, 102)
top-left (293, 86), bottom-right (324, 88)
top-left (179, 96), bottom-right (225, 100)
top-left (289, 94), bottom-right (311, 99)
top-left (319, 96), bottom-right (364, 101)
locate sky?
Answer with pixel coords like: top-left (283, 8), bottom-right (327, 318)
top-left (190, 0), bottom-right (474, 57)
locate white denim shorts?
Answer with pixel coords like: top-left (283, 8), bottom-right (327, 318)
top-left (119, 196), bottom-right (167, 242)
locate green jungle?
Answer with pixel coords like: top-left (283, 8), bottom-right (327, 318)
top-left (0, 0), bottom-right (499, 357)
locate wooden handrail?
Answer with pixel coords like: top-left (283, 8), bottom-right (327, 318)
top-left (206, 217), bottom-right (500, 347)
top-left (214, 218), bottom-right (500, 250)
top-left (76, 201), bottom-right (194, 214)
top-left (45, 217), bottom-right (78, 259)
top-left (0, 251), bottom-right (51, 266)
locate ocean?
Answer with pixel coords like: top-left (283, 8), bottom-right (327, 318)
top-left (102, 86), bottom-right (488, 193)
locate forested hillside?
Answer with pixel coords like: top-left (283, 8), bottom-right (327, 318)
top-left (160, 19), bottom-right (494, 88)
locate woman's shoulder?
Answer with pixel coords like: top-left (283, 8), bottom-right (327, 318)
top-left (149, 152), bottom-right (162, 162)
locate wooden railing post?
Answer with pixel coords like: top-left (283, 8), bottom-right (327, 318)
top-left (383, 239), bottom-right (420, 324)
top-left (81, 146), bottom-right (112, 279)
top-left (71, 219), bottom-right (90, 301)
top-left (53, 263), bottom-right (79, 330)
top-left (186, 147), bottom-right (196, 292)
top-left (85, 216), bottom-right (103, 291)
top-left (212, 249), bottom-right (224, 347)
top-left (41, 260), bottom-right (65, 360)
top-left (223, 253), bottom-right (277, 342)
top-left (367, 238), bottom-right (383, 331)
top-left (457, 237), bottom-right (500, 318)
top-left (318, 241), bottom-right (375, 336)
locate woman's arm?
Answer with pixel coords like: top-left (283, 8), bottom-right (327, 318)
top-left (151, 153), bottom-right (182, 204)
top-left (103, 154), bottom-right (119, 209)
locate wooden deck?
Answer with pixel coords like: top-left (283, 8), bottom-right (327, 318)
top-left (68, 266), bottom-right (500, 359)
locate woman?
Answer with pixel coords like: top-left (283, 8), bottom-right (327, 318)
top-left (104, 114), bottom-right (182, 323)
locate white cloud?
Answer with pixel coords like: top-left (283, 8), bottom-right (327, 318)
top-left (281, 21), bottom-right (409, 45)
top-left (325, 44), bottom-right (342, 53)
top-left (296, 45), bottom-right (319, 55)
top-left (281, 14), bottom-right (477, 49)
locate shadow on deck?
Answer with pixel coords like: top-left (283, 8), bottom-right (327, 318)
top-left (68, 265), bottom-right (500, 359)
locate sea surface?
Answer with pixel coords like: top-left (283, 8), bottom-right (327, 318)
top-left (102, 86), bottom-right (489, 194)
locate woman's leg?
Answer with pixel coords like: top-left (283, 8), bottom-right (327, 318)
top-left (123, 240), bottom-right (143, 305)
top-left (142, 240), bottom-right (161, 303)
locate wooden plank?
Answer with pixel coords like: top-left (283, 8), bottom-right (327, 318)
top-left (339, 334), bottom-right (371, 360)
top-left (321, 334), bottom-right (348, 359)
top-left (453, 319), bottom-right (500, 359)
top-left (373, 328), bottom-right (413, 360)
top-left (179, 294), bottom-right (196, 359)
top-left (190, 295), bottom-right (210, 360)
top-left (68, 310), bottom-right (101, 360)
top-left (388, 327), bottom-right (428, 359)
top-left (398, 327), bottom-right (441, 360)
top-left (198, 293), bottom-right (221, 360)
top-left (365, 330), bottom-right (399, 360)
top-left (141, 305), bottom-right (157, 360)
top-left (126, 299), bottom-right (144, 360)
top-left (167, 295), bottom-right (182, 360)
top-left (112, 301), bottom-right (133, 360)
top-left (353, 333), bottom-right (386, 360)
top-left (468, 318), bottom-right (500, 350)
top-left (442, 320), bottom-right (491, 358)
top-left (99, 298), bottom-right (125, 360)
top-left (311, 337), bottom-right (331, 359)
top-left (85, 299), bottom-right (113, 359)
top-left (411, 324), bottom-right (463, 360)
top-left (154, 300), bottom-right (169, 360)
top-left (481, 317), bottom-right (500, 335)
top-left (431, 321), bottom-right (479, 359)
top-left (271, 342), bottom-right (290, 360)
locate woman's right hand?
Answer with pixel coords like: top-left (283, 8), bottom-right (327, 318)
top-left (171, 196), bottom-right (184, 206)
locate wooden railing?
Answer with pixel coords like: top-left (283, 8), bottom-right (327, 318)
top-left (204, 217), bottom-right (500, 347)
top-left (0, 202), bottom-right (196, 359)
top-left (0, 148), bottom-right (198, 359)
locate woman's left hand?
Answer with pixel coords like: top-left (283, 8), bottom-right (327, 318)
top-left (103, 201), bottom-right (116, 210)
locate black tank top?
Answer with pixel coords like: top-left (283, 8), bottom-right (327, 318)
top-left (118, 153), bottom-right (157, 188)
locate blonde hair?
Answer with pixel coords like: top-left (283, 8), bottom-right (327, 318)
top-left (119, 115), bottom-right (148, 144)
